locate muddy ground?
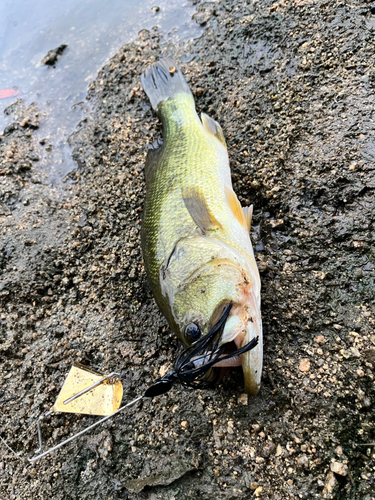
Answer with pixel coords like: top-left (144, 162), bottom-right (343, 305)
top-left (1, 0), bottom-right (375, 498)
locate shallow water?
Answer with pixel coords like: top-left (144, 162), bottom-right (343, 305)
top-left (0, 0), bottom-right (201, 182)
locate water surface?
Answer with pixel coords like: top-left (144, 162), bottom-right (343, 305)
top-left (0, 0), bottom-right (201, 181)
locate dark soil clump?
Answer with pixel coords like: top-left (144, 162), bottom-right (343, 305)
top-left (40, 44), bottom-right (68, 66)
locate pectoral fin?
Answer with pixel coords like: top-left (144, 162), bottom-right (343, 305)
top-left (183, 187), bottom-right (222, 232)
top-left (225, 184), bottom-right (251, 230)
top-left (201, 113), bottom-right (226, 147)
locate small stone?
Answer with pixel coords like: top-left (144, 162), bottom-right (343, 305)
top-left (297, 455), bottom-right (309, 467)
top-left (238, 393), bottom-right (248, 405)
top-left (323, 472), bottom-right (338, 497)
top-left (314, 335), bottom-right (327, 345)
top-left (180, 420), bottom-right (188, 429)
top-left (299, 358), bottom-right (311, 372)
top-left (254, 486), bottom-right (263, 496)
top-left (255, 456), bottom-right (265, 464)
top-left (20, 117), bottom-right (29, 127)
top-left (193, 87), bottom-right (205, 97)
top-left (350, 347), bottom-right (361, 358)
top-left (335, 446), bottom-right (343, 455)
top-left (364, 349), bottom-right (375, 366)
top-left (159, 363), bottom-right (169, 377)
top-left (40, 44), bottom-right (68, 65)
top-left (357, 368), bottom-right (365, 377)
top-left (353, 241), bottom-right (365, 248)
top-left (250, 482), bottom-right (259, 490)
top-left (330, 461), bottom-right (348, 476)
top-left (275, 444), bottom-right (283, 456)
top-left (261, 441), bottom-right (276, 457)
top-left (269, 219), bottom-right (284, 228)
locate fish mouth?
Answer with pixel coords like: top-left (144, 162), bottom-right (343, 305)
top-left (215, 304), bottom-right (263, 395)
top-left (173, 303), bottom-right (259, 390)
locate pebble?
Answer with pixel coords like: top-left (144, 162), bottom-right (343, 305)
top-left (330, 461), bottom-right (348, 476)
top-left (351, 347), bottom-right (361, 358)
top-left (299, 358), bottom-right (311, 372)
top-left (237, 393), bottom-right (248, 405)
top-left (323, 472), bottom-right (338, 497)
top-left (297, 455), bottom-right (309, 467)
top-left (363, 397), bottom-right (371, 408)
top-left (254, 486), bottom-right (263, 496)
top-left (314, 335), bottom-right (327, 345)
top-left (159, 363), bottom-right (169, 377)
top-left (275, 444), bottom-right (283, 456)
top-left (261, 442), bottom-right (276, 457)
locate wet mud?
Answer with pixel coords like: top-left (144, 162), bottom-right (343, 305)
top-left (1, 0), bottom-right (375, 499)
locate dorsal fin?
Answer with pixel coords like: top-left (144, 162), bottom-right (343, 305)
top-left (144, 144), bottom-right (163, 182)
top-left (242, 205), bottom-right (253, 232)
top-left (224, 184), bottom-right (248, 229)
top-left (201, 113), bottom-right (226, 147)
top-left (182, 187), bottom-right (222, 232)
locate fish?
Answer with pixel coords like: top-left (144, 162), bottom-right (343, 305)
top-left (141, 59), bottom-right (262, 395)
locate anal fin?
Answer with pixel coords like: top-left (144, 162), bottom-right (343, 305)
top-left (183, 187), bottom-right (222, 232)
top-left (242, 205), bottom-right (253, 232)
top-left (225, 184), bottom-right (251, 231)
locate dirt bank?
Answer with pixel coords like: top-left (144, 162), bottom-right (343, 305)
top-left (1, 0), bottom-right (374, 498)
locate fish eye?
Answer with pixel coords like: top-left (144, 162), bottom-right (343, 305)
top-left (184, 322), bottom-right (201, 342)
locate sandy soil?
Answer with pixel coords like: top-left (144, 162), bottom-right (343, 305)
top-left (1, 0), bottom-right (374, 498)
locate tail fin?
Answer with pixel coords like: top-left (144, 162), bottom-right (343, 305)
top-left (141, 58), bottom-right (193, 112)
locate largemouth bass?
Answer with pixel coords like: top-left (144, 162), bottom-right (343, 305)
top-left (141, 59), bottom-right (262, 395)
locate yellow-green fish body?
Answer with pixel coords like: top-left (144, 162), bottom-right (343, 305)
top-left (141, 59), bottom-right (262, 394)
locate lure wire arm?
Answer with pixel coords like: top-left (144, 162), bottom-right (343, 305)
top-left (29, 396), bottom-right (144, 463)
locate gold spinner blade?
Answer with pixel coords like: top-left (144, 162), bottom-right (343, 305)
top-left (28, 364), bottom-right (126, 462)
top-left (52, 363), bottom-right (123, 416)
